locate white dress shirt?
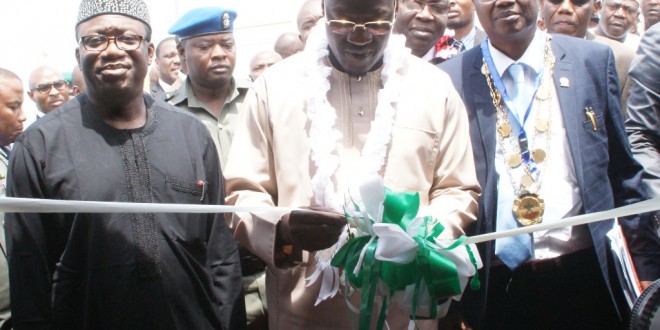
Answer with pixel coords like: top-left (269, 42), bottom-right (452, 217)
top-left (490, 30), bottom-right (592, 261)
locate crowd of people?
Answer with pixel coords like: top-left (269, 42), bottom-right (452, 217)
top-left (0, 0), bottom-right (658, 329)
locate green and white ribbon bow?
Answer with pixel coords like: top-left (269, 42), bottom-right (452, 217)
top-left (331, 176), bottom-right (481, 330)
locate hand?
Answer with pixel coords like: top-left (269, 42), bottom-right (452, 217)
top-left (277, 206), bottom-right (347, 252)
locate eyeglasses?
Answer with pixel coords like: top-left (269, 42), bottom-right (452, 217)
top-left (604, 1), bottom-right (639, 14)
top-left (546, 0), bottom-right (591, 6)
top-left (324, 4), bottom-right (396, 35)
top-left (31, 80), bottom-right (68, 94)
top-left (402, 0), bottom-right (451, 15)
top-left (79, 34), bottom-right (145, 52)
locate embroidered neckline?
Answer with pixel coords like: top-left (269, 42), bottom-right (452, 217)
top-left (302, 20), bottom-right (410, 212)
top-left (300, 21), bottom-right (411, 305)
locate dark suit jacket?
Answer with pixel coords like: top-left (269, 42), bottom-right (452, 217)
top-left (439, 34), bottom-right (660, 326)
top-left (626, 24), bottom-right (660, 201)
top-left (149, 82), bottom-right (166, 102)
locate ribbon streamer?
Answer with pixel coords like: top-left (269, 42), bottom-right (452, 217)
top-left (0, 197), bottom-right (294, 214)
top-left (465, 197), bottom-right (660, 245)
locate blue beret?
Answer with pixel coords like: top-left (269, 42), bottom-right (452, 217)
top-left (168, 7), bottom-right (237, 39)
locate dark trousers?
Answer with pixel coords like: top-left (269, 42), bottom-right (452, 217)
top-left (481, 248), bottom-right (624, 330)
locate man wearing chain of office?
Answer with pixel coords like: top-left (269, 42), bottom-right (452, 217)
top-left (438, 0), bottom-right (660, 327)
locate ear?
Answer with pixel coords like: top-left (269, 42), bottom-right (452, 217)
top-left (147, 42), bottom-right (155, 65)
top-left (75, 47), bottom-right (81, 68)
top-left (593, 0), bottom-right (602, 12)
top-left (177, 42), bottom-right (186, 61)
top-left (27, 90), bottom-right (35, 101)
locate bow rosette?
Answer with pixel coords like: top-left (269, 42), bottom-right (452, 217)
top-left (331, 176), bottom-right (482, 330)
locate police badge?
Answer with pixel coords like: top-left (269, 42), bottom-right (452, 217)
top-left (222, 12), bottom-right (230, 30)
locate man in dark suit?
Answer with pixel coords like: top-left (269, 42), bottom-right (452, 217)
top-left (433, 0), bottom-right (486, 63)
top-left (626, 23), bottom-right (660, 235)
top-left (150, 37), bottom-right (183, 101)
top-left (448, 0), bottom-right (486, 48)
top-left (438, 0), bottom-right (660, 327)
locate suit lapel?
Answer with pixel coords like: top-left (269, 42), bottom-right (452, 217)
top-left (552, 39), bottom-right (585, 190)
top-left (468, 51), bottom-right (498, 219)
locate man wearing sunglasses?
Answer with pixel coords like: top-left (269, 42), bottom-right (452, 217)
top-left (5, 0), bottom-right (245, 329)
top-left (438, 0), bottom-right (660, 326)
top-left (27, 66), bottom-right (70, 117)
top-left (225, 0), bottom-right (480, 329)
top-left (539, 0), bottom-right (635, 114)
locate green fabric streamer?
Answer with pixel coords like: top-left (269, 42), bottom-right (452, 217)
top-left (331, 188), bottom-right (479, 330)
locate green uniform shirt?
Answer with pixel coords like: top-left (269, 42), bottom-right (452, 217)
top-left (168, 77), bottom-right (248, 170)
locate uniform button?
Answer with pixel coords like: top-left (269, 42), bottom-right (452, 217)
top-left (357, 108), bottom-right (365, 117)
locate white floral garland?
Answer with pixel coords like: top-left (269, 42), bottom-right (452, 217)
top-left (301, 21), bottom-right (411, 305)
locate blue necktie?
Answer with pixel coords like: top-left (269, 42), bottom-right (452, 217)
top-left (495, 215), bottom-right (532, 269)
top-left (494, 63), bottom-right (533, 270)
top-left (507, 63), bottom-right (530, 120)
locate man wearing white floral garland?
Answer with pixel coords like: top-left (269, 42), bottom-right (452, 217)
top-left (224, 0), bottom-right (481, 328)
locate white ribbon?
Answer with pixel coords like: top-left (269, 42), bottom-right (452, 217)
top-left (0, 196), bottom-right (658, 245)
top-left (0, 197), bottom-right (294, 214)
top-left (465, 197), bottom-right (660, 245)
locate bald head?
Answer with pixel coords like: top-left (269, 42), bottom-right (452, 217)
top-left (0, 68), bottom-right (20, 82)
top-left (297, 0), bottom-right (323, 44)
top-left (0, 67), bottom-right (26, 146)
top-left (29, 66), bottom-right (62, 89)
top-left (28, 66), bottom-right (70, 114)
top-left (274, 32), bottom-right (304, 59)
top-left (250, 50), bottom-right (283, 81)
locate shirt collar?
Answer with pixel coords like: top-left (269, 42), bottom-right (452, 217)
top-left (488, 29), bottom-right (546, 78)
top-left (158, 79), bottom-right (175, 92)
top-left (460, 26), bottom-right (477, 49)
top-left (0, 146), bottom-right (9, 159)
top-left (177, 77), bottom-right (240, 110)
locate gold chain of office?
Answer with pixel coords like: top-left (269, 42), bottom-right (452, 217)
top-left (481, 36), bottom-right (556, 226)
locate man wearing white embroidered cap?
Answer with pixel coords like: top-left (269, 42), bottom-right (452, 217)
top-left (5, 0), bottom-right (245, 329)
top-left (224, 0), bottom-right (480, 328)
